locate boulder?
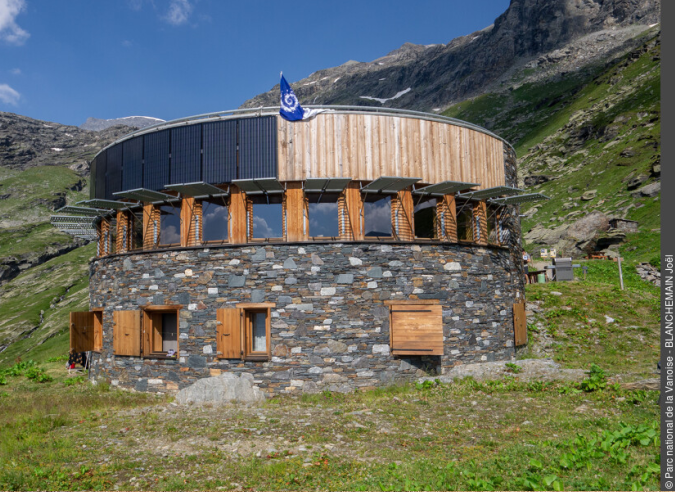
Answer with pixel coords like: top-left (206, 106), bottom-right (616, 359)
top-left (580, 190), bottom-right (597, 201)
top-left (175, 373), bottom-right (265, 405)
top-left (631, 181), bottom-right (660, 198)
top-left (626, 174), bottom-right (649, 190)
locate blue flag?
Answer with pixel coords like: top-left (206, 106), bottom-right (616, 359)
top-left (279, 73), bottom-right (320, 121)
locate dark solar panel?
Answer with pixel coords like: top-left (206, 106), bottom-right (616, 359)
top-left (170, 125), bottom-right (202, 185)
top-left (106, 144), bottom-right (123, 200)
top-left (122, 137), bottom-right (143, 191)
top-left (239, 116), bottom-right (277, 180)
top-left (144, 130), bottom-right (170, 191)
top-left (203, 120), bottom-right (237, 184)
top-left (94, 151), bottom-right (107, 200)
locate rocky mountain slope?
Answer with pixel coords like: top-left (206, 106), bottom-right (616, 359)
top-left (80, 116), bottom-right (165, 132)
top-left (241, 0), bottom-right (659, 112)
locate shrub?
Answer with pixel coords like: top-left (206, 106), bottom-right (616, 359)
top-left (580, 363), bottom-right (607, 392)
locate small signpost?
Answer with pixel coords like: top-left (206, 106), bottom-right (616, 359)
top-left (618, 256), bottom-right (624, 290)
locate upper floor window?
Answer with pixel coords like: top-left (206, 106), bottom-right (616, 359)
top-left (307, 193), bottom-right (340, 239)
top-left (202, 199), bottom-right (229, 242)
top-left (456, 203), bottom-right (473, 242)
top-left (363, 195), bottom-right (392, 238)
top-left (249, 195), bottom-right (284, 240)
top-left (159, 204), bottom-right (181, 246)
top-left (414, 197), bottom-right (438, 239)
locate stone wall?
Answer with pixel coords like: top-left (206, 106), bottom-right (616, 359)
top-left (89, 241), bottom-right (524, 395)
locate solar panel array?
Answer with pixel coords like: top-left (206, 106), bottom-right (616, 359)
top-left (90, 117), bottom-right (278, 200)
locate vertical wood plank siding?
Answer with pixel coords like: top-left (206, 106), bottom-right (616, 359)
top-left (278, 114), bottom-right (505, 188)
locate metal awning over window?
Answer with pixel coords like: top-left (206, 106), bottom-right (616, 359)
top-left (51, 225), bottom-right (98, 240)
top-left (50, 215), bottom-right (98, 227)
top-left (361, 176), bottom-right (421, 194)
top-left (413, 180), bottom-right (479, 196)
top-left (77, 199), bottom-right (140, 210)
top-left (55, 205), bottom-right (112, 217)
top-left (113, 188), bottom-right (179, 203)
top-left (165, 182), bottom-right (230, 199)
top-left (304, 178), bottom-right (352, 193)
top-left (232, 178), bottom-right (284, 195)
top-left (457, 186), bottom-right (523, 201)
top-left (489, 193), bottom-right (550, 206)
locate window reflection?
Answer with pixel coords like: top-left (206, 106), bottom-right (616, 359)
top-left (159, 204), bottom-right (181, 245)
top-left (456, 203), bottom-right (473, 242)
top-left (250, 196), bottom-right (283, 239)
top-left (131, 215), bottom-right (143, 250)
top-left (414, 197), bottom-right (437, 239)
top-left (364, 195), bottom-right (392, 237)
top-left (202, 200), bottom-right (229, 242)
top-left (308, 193), bottom-right (339, 238)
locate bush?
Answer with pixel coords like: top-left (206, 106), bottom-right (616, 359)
top-left (580, 363), bottom-right (607, 392)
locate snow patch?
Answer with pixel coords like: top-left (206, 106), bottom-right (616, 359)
top-left (333, 77), bottom-right (340, 83)
top-left (51, 147), bottom-right (64, 152)
top-left (359, 88), bottom-right (412, 104)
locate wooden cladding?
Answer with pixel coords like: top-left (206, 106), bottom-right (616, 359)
top-left (285, 182), bottom-right (306, 242)
top-left (513, 301), bottom-right (527, 346)
top-left (277, 114), bottom-right (505, 189)
top-left (437, 195), bottom-right (457, 242)
top-left (180, 197), bottom-right (202, 247)
top-left (389, 303), bottom-right (443, 356)
top-left (392, 188), bottom-right (414, 241)
top-left (339, 182), bottom-right (363, 241)
top-left (70, 311), bottom-right (102, 353)
top-left (116, 210), bottom-right (132, 253)
top-left (143, 204), bottom-right (160, 250)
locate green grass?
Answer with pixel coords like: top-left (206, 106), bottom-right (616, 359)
top-left (0, 223), bottom-right (76, 259)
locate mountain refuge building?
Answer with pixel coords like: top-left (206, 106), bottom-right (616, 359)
top-left (53, 106), bottom-right (546, 395)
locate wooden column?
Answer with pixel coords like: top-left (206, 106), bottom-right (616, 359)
top-left (143, 203), bottom-right (159, 250)
top-left (285, 182), bottom-right (306, 242)
top-left (180, 197), bottom-right (202, 247)
top-left (116, 210), bottom-right (132, 253)
top-left (339, 182), bottom-right (363, 241)
top-left (98, 219), bottom-right (112, 256)
top-left (229, 185), bottom-right (247, 244)
top-left (474, 201), bottom-right (488, 245)
top-left (437, 194), bottom-right (457, 242)
top-left (392, 187), bottom-right (414, 241)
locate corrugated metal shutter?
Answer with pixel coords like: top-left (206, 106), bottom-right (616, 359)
top-left (94, 152), bottom-right (107, 200)
top-left (144, 130), bottom-right (170, 191)
top-left (122, 136), bottom-right (143, 191)
top-left (106, 144), bottom-right (123, 200)
top-left (170, 125), bottom-right (202, 184)
top-left (203, 120), bottom-right (237, 184)
top-left (239, 116), bottom-right (277, 179)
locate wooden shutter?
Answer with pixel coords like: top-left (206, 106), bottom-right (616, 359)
top-left (390, 304), bottom-right (443, 355)
top-left (70, 311), bottom-right (95, 352)
top-left (93, 312), bottom-right (103, 352)
top-left (285, 182), bottom-right (305, 242)
top-left (513, 301), bottom-right (527, 346)
top-left (216, 308), bottom-right (242, 359)
top-left (113, 310), bottom-right (141, 356)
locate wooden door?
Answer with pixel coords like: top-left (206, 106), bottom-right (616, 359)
top-left (513, 301), bottom-right (527, 346)
top-left (217, 308), bottom-right (242, 359)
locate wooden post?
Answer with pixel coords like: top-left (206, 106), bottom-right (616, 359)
top-left (116, 210), bottom-right (132, 253)
top-left (98, 219), bottom-right (111, 256)
top-left (229, 184), bottom-right (247, 244)
top-left (340, 182), bottom-right (363, 241)
top-left (285, 182), bottom-right (306, 242)
top-left (393, 187), bottom-right (414, 241)
top-left (438, 194), bottom-right (457, 242)
top-left (180, 197), bottom-right (201, 247)
top-left (474, 201), bottom-right (488, 245)
top-left (143, 203), bottom-right (158, 250)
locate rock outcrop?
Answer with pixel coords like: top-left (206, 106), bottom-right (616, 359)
top-left (175, 373), bottom-right (266, 405)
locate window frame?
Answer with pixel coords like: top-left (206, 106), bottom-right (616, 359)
top-left (306, 192), bottom-right (341, 241)
top-left (141, 305), bottom-right (182, 359)
top-left (362, 193), bottom-right (394, 240)
top-left (157, 202), bottom-right (182, 248)
top-left (236, 302), bottom-right (273, 361)
top-left (413, 195), bottom-right (439, 241)
top-left (200, 197), bottom-right (230, 245)
top-left (247, 195), bottom-right (285, 243)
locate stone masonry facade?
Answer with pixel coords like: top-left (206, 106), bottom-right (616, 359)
top-left (89, 242), bottom-right (524, 395)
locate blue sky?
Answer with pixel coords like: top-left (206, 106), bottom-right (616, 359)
top-left (0, 0), bottom-right (510, 127)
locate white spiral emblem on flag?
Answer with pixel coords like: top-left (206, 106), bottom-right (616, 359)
top-left (282, 92), bottom-right (299, 112)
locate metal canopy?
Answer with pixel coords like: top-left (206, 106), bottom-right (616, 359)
top-left (232, 178), bottom-right (284, 195)
top-left (165, 182), bottom-right (229, 199)
top-left (51, 224), bottom-right (98, 240)
top-left (457, 186), bottom-right (523, 201)
top-left (413, 180), bottom-right (479, 196)
top-left (77, 199), bottom-right (140, 210)
top-left (50, 215), bottom-right (98, 226)
top-left (113, 188), bottom-right (178, 203)
top-left (361, 176), bottom-right (421, 194)
top-left (55, 205), bottom-right (112, 216)
top-left (489, 193), bottom-right (550, 206)
top-left (304, 178), bottom-right (352, 193)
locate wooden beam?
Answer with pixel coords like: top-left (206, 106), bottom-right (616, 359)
top-left (340, 182), bottom-right (363, 241)
top-left (143, 203), bottom-right (158, 250)
top-left (116, 210), bottom-right (132, 253)
top-left (180, 197), bottom-right (201, 247)
top-left (229, 184), bottom-right (247, 244)
top-left (285, 182), bottom-right (306, 242)
top-left (393, 187), bottom-right (414, 241)
top-left (438, 194), bottom-right (457, 242)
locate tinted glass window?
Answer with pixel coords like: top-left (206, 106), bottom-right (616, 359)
top-left (251, 202), bottom-right (283, 239)
top-left (457, 205), bottom-right (473, 242)
top-left (132, 215), bottom-right (143, 250)
top-left (308, 193), bottom-right (339, 238)
top-left (202, 201), bottom-right (229, 242)
top-left (364, 195), bottom-right (391, 237)
top-left (159, 204), bottom-right (181, 245)
top-left (414, 198), bottom-right (437, 239)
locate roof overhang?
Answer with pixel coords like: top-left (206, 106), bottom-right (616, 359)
top-left (457, 186), bottom-right (523, 201)
top-left (304, 178), bottom-right (352, 194)
top-left (232, 178), bottom-right (284, 195)
top-left (77, 199), bottom-right (141, 210)
top-left (113, 188), bottom-right (179, 203)
top-left (488, 193), bottom-right (550, 206)
top-left (165, 182), bottom-right (230, 199)
top-left (361, 176), bottom-right (421, 194)
top-left (413, 180), bottom-right (479, 196)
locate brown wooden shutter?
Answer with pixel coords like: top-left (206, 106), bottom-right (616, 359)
top-left (113, 310), bottom-right (141, 356)
top-left (285, 182), bottom-right (305, 242)
top-left (390, 304), bottom-right (443, 355)
top-left (216, 308), bottom-right (242, 359)
top-left (70, 311), bottom-right (95, 352)
top-left (93, 312), bottom-right (103, 352)
top-left (513, 301), bottom-right (527, 346)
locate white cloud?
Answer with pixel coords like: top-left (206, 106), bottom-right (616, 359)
top-left (0, 83), bottom-right (20, 105)
top-left (9, 67), bottom-right (20, 75)
top-left (0, 0), bottom-right (29, 45)
top-left (164, 0), bottom-right (192, 25)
